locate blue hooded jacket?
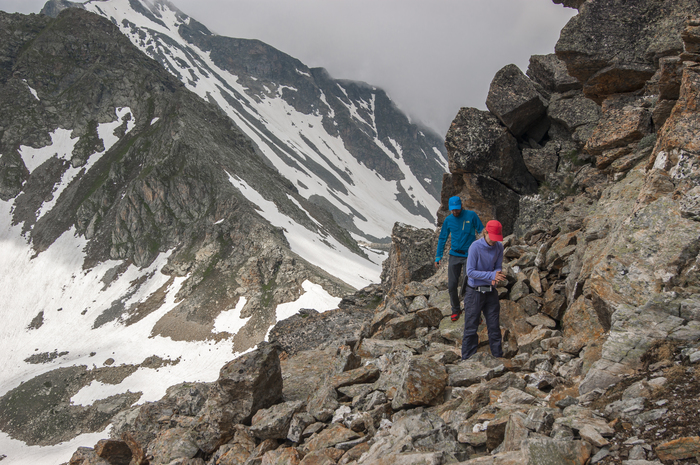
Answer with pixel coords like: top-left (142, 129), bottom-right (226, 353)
top-left (435, 210), bottom-right (484, 261)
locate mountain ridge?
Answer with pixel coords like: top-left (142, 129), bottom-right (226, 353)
top-left (0, 4), bottom-right (441, 457)
top-left (39, 0), bottom-right (447, 241)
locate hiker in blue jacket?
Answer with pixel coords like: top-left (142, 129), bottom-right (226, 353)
top-left (435, 196), bottom-right (484, 322)
top-left (462, 220), bottom-right (507, 360)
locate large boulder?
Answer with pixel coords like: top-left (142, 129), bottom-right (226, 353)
top-left (555, 0), bottom-right (700, 101)
top-left (215, 342), bottom-right (283, 422)
top-left (486, 64), bottom-right (548, 137)
top-left (380, 223), bottom-right (436, 294)
top-left (445, 107), bottom-right (538, 195)
top-left (184, 343), bottom-right (283, 453)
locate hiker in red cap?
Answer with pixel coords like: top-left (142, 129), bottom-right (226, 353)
top-left (461, 220), bottom-right (506, 360)
top-left (434, 196), bottom-right (484, 322)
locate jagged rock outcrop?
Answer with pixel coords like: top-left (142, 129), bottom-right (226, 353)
top-left (555, 0), bottom-right (700, 103)
top-left (379, 223), bottom-right (437, 296)
top-left (443, 108), bottom-right (537, 236)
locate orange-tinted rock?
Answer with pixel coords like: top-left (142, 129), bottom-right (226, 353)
top-left (500, 300), bottom-right (533, 340)
top-left (584, 97), bottom-right (651, 157)
top-left (654, 65), bottom-right (700, 155)
top-left (561, 297), bottom-right (606, 352)
top-left (261, 447), bottom-right (303, 465)
top-left (656, 436), bottom-right (700, 461)
top-left (303, 424), bottom-right (360, 453)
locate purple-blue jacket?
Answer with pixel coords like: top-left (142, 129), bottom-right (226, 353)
top-left (466, 237), bottom-right (504, 287)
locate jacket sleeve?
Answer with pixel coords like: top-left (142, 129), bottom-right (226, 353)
top-left (435, 220), bottom-right (450, 261)
top-left (474, 214), bottom-right (484, 236)
top-left (495, 243), bottom-right (504, 272)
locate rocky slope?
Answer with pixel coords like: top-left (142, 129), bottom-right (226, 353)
top-left (61, 0), bottom-right (700, 464)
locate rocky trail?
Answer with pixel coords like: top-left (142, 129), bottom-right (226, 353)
top-left (64, 218), bottom-right (700, 465)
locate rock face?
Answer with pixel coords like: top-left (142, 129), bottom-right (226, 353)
top-left (555, 0), bottom-right (700, 102)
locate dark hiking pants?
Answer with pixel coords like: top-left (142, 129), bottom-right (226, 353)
top-left (462, 285), bottom-right (503, 360)
top-left (447, 255), bottom-right (467, 315)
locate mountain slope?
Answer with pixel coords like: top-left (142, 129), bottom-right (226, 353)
top-left (0, 6), bottom-right (382, 458)
top-left (43, 0), bottom-right (448, 243)
top-left (0, 1), bottom-right (449, 461)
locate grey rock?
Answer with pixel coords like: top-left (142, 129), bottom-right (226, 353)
top-left (269, 307), bottom-right (373, 356)
top-left (521, 437), bottom-right (592, 464)
top-left (522, 145), bottom-right (560, 183)
top-left (499, 387), bottom-right (539, 406)
top-left (249, 400), bottom-right (304, 440)
top-left (390, 355), bottom-right (447, 410)
top-left (287, 412), bottom-right (315, 443)
top-left (527, 54), bottom-right (582, 93)
top-left (147, 428), bottom-right (199, 465)
top-left (407, 295), bottom-right (428, 312)
top-left (428, 290), bottom-right (452, 317)
top-left (525, 371), bottom-right (559, 390)
top-left (486, 64), bottom-right (548, 137)
top-left (509, 280), bottom-right (530, 302)
top-left (374, 314), bottom-right (419, 340)
top-left (524, 408), bottom-right (558, 434)
top-left (339, 383), bottom-right (374, 401)
top-left (356, 338), bottom-right (423, 359)
top-left (548, 91), bottom-right (601, 132)
top-left (444, 107), bottom-right (538, 195)
top-left (556, 0), bottom-right (700, 99)
top-left (307, 384), bottom-right (339, 423)
top-left (447, 361), bottom-right (496, 387)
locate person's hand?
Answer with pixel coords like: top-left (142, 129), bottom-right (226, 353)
top-left (434, 260), bottom-right (441, 268)
top-left (493, 271), bottom-right (507, 284)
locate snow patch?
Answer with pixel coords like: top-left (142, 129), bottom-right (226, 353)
top-left (19, 128), bottom-right (78, 174)
top-left (226, 173), bottom-right (380, 288)
top-left (275, 280), bottom-right (341, 322)
top-left (23, 80), bottom-right (39, 100)
top-left (37, 108), bottom-right (134, 220)
top-left (213, 297), bottom-right (250, 334)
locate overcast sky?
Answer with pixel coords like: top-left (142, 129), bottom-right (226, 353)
top-left (1, 0), bottom-right (576, 136)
